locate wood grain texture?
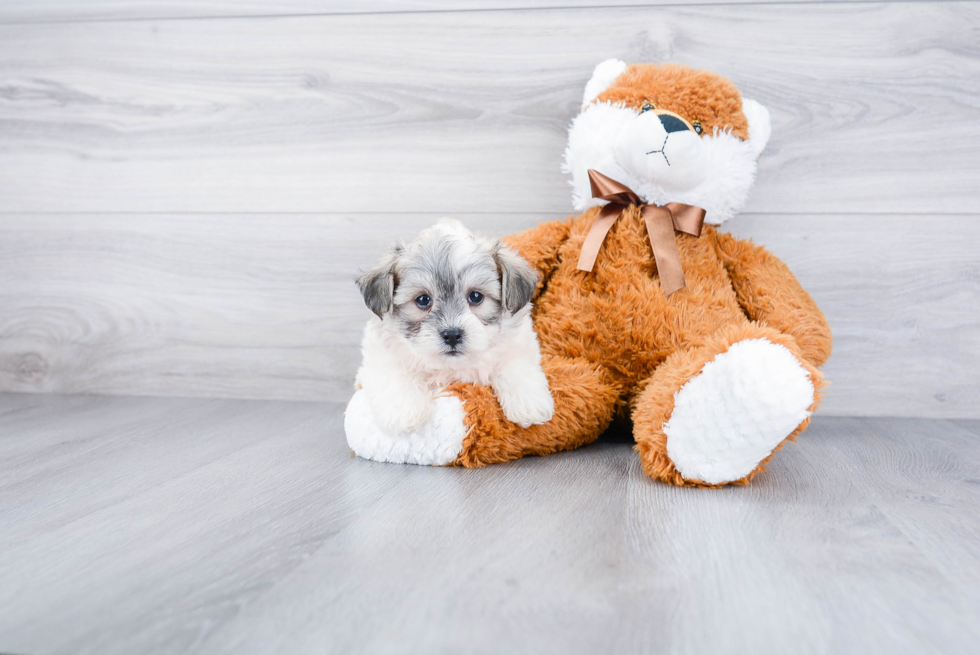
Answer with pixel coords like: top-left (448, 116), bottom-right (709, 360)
top-left (0, 2), bottom-right (978, 416)
top-left (0, 3), bottom-right (978, 214)
top-left (0, 0), bottom-right (944, 24)
top-left (2, 212), bottom-right (977, 417)
top-left (0, 212), bottom-right (543, 402)
top-left (0, 395), bottom-right (414, 654)
top-left (1, 395), bottom-right (978, 654)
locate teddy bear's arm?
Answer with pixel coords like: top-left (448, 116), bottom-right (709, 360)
top-left (712, 230), bottom-right (832, 367)
top-left (502, 218), bottom-right (574, 298)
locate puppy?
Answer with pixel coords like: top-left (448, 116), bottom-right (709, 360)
top-left (355, 218), bottom-right (555, 436)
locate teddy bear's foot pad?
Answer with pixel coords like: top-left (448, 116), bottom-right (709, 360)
top-left (664, 338), bottom-right (814, 485)
top-left (344, 390), bottom-right (466, 466)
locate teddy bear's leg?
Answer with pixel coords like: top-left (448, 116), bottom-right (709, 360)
top-left (631, 323), bottom-right (824, 487)
top-left (447, 355), bottom-right (621, 468)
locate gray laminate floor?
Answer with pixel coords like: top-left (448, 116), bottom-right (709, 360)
top-left (1, 392), bottom-right (978, 655)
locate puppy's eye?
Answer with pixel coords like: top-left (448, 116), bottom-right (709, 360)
top-left (641, 103), bottom-right (655, 113)
top-left (415, 294), bottom-right (431, 309)
top-left (467, 291), bottom-right (484, 305)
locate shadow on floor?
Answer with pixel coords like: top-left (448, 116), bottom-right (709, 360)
top-left (595, 417), bottom-right (636, 445)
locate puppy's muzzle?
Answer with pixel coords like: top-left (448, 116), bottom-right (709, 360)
top-left (440, 328), bottom-right (464, 348)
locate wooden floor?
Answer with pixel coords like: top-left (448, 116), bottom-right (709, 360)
top-left (1, 393), bottom-right (978, 654)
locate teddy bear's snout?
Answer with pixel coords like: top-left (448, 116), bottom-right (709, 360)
top-left (614, 113), bottom-right (708, 191)
top-left (653, 132), bottom-right (703, 167)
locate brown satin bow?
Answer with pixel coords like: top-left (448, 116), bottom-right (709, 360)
top-left (575, 169), bottom-right (706, 296)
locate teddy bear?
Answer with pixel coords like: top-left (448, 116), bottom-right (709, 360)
top-left (345, 60), bottom-right (832, 487)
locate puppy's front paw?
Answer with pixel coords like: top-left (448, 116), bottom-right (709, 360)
top-left (496, 377), bottom-right (555, 428)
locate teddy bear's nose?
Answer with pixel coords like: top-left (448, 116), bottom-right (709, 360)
top-left (658, 113), bottom-right (694, 134)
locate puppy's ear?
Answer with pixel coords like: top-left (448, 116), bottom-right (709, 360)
top-left (493, 242), bottom-right (538, 314)
top-left (356, 247), bottom-right (400, 319)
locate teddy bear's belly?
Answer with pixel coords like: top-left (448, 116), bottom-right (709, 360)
top-left (533, 227), bottom-right (747, 387)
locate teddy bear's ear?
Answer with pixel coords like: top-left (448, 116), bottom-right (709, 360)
top-left (582, 58), bottom-right (628, 108)
top-left (741, 98), bottom-right (772, 158)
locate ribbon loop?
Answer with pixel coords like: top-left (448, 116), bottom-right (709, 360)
top-left (588, 168), bottom-right (641, 207)
top-left (575, 169), bottom-right (706, 297)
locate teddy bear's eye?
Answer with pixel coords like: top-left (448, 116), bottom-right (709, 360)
top-left (693, 121), bottom-right (703, 135)
top-left (641, 103), bottom-right (655, 113)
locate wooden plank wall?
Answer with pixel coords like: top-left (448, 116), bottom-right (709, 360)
top-left (0, 1), bottom-right (977, 418)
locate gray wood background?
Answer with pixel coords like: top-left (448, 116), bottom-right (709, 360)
top-left (0, 1), bottom-right (978, 417)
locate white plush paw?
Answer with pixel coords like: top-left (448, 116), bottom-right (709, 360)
top-left (664, 338), bottom-right (815, 485)
top-left (344, 389), bottom-right (466, 465)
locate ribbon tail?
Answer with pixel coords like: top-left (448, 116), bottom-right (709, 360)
top-left (665, 202), bottom-right (706, 237)
top-left (577, 203), bottom-right (623, 272)
top-left (643, 206), bottom-right (686, 296)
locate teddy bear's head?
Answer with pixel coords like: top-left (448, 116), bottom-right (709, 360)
top-left (562, 60), bottom-right (771, 225)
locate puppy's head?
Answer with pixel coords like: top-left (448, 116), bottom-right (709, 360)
top-left (357, 219), bottom-right (538, 369)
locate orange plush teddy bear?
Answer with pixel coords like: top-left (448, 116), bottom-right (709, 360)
top-left (346, 60), bottom-right (832, 487)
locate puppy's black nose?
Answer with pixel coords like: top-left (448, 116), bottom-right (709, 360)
top-left (441, 328), bottom-right (463, 347)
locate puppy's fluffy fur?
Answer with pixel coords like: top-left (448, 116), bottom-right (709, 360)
top-left (355, 219), bottom-right (555, 435)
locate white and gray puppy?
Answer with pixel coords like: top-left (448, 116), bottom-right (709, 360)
top-left (355, 218), bottom-right (555, 436)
